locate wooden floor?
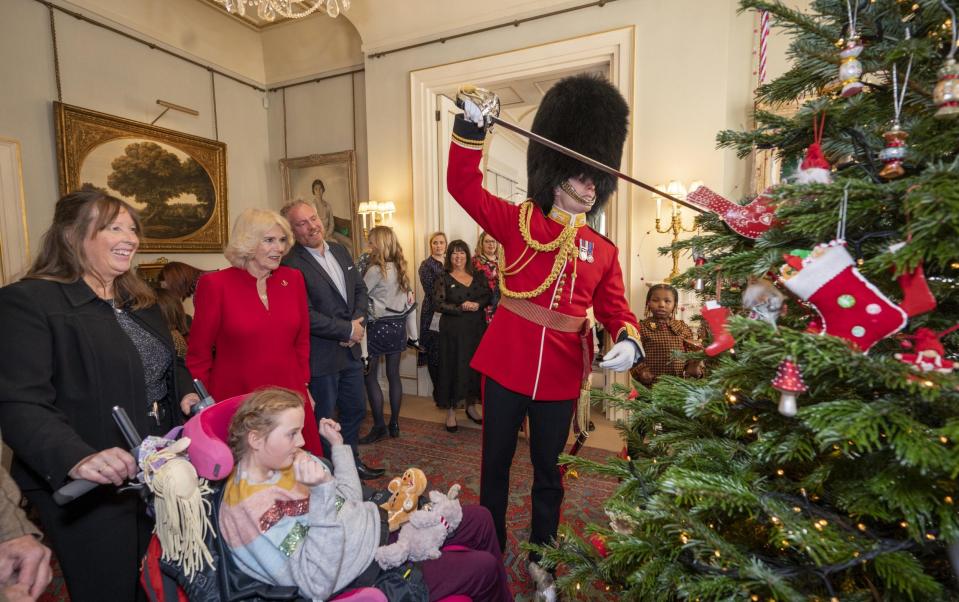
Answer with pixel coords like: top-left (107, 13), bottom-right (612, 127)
top-left (386, 394), bottom-right (625, 452)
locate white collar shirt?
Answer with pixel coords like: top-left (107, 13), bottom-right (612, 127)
top-left (306, 241), bottom-right (348, 303)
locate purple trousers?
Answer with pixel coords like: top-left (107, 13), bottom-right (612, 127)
top-left (416, 505), bottom-right (513, 601)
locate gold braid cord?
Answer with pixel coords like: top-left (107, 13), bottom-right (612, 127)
top-left (498, 201), bottom-right (579, 299)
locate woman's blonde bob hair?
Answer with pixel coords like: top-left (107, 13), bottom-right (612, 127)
top-left (224, 208), bottom-right (294, 269)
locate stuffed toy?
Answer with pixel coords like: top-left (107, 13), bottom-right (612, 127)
top-left (380, 467), bottom-right (428, 532)
top-left (375, 484), bottom-right (463, 569)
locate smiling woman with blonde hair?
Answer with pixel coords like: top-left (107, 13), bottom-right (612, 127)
top-left (186, 207), bottom-right (324, 457)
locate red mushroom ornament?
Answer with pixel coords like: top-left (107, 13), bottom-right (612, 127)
top-left (771, 358), bottom-right (807, 417)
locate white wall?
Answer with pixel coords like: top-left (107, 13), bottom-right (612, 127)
top-left (61, 0), bottom-right (267, 83)
top-left (364, 0), bottom-right (757, 311)
top-left (266, 72), bottom-right (369, 214)
top-left (261, 13), bottom-right (364, 84)
top-left (0, 0), bottom-right (271, 272)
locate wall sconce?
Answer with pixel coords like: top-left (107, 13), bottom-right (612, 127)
top-left (358, 200), bottom-right (396, 238)
top-left (654, 180), bottom-right (701, 281)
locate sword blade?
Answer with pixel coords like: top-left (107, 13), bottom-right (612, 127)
top-left (490, 115), bottom-right (704, 214)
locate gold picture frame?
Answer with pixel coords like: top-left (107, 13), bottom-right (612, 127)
top-left (54, 102), bottom-right (228, 252)
top-left (279, 150), bottom-right (361, 254)
top-left (136, 257), bottom-right (169, 288)
top-left (750, 99), bottom-right (803, 195)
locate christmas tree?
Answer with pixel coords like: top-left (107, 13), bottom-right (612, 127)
top-left (534, 1), bottom-right (959, 599)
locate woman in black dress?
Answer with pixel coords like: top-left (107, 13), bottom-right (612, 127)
top-left (433, 240), bottom-right (490, 432)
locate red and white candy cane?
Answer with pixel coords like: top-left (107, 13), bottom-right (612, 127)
top-left (759, 10), bottom-right (770, 85)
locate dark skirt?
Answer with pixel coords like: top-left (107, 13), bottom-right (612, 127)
top-left (368, 315), bottom-right (407, 357)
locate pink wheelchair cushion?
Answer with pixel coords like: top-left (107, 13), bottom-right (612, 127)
top-left (330, 588), bottom-right (387, 601)
top-left (182, 393), bottom-right (247, 480)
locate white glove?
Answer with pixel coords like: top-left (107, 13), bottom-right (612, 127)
top-left (599, 340), bottom-right (639, 372)
top-left (456, 86), bottom-right (500, 129)
top-left (461, 98), bottom-right (486, 128)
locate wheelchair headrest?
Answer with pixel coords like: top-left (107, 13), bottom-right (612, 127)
top-left (182, 394), bottom-right (247, 481)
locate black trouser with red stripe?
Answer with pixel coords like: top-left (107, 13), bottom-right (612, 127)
top-left (479, 376), bottom-right (574, 562)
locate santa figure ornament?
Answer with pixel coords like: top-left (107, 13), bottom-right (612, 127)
top-left (895, 325), bottom-right (959, 374)
top-left (771, 358), bottom-right (807, 417)
top-left (795, 113), bottom-right (832, 185)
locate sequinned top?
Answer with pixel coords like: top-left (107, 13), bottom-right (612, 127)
top-left (112, 301), bottom-right (172, 403)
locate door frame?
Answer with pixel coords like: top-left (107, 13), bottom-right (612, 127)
top-left (410, 26), bottom-right (635, 268)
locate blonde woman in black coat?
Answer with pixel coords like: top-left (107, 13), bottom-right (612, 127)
top-left (0, 187), bottom-right (196, 601)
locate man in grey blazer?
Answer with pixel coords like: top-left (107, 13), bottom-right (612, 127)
top-left (281, 200), bottom-right (384, 480)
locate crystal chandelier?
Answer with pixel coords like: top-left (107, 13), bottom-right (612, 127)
top-left (214, 0), bottom-right (350, 21)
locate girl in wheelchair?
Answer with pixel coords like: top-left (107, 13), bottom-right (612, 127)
top-left (218, 387), bottom-right (513, 601)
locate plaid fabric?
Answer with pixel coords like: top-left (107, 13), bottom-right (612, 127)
top-left (631, 318), bottom-right (696, 383)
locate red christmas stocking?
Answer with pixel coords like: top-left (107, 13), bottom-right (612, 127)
top-left (888, 242), bottom-right (936, 318)
top-left (781, 241), bottom-right (908, 352)
top-left (701, 300), bottom-right (734, 356)
top-left (896, 264), bottom-right (936, 317)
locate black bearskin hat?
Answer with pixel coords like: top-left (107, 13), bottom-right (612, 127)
top-left (527, 74), bottom-right (629, 216)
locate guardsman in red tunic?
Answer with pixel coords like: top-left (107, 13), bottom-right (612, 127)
top-left (449, 74), bottom-right (643, 598)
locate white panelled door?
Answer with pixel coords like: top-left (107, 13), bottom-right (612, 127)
top-left (436, 95), bottom-right (480, 247)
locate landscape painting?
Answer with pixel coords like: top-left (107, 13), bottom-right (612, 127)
top-left (54, 102), bottom-right (228, 252)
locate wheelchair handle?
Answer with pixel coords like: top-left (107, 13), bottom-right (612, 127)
top-left (53, 478), bottom-right (99, 505)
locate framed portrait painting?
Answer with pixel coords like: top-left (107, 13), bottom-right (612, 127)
top-left (54, 102), bottom-right (228, 252)
top-left (280, 150), bottom-right (360, 254)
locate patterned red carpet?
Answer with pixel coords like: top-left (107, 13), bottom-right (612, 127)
top-left (37, 415), bottom-right (620, 601)
top-left (357, 415), bottom-right (620, 601)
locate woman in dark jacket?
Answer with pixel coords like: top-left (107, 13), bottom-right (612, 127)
top-left (433, 240), bottom-right (490, 432)
top-left (0, 187), bottom-right (196, 602)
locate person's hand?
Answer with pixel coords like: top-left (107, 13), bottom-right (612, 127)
top-left (456, 85), bottom-right (500, 129)
top-left (350, 317), bottom-right (365, 343)
top-left (600, 341), bottom-right (639, 372)
top-left (68, 448), bottom-right (137, 486)
top-left (339, 340), bottom-right (355, 348)
top-left (460, 301), bottom-right (478, 312)
top-left (0, 535), bottom-right (52, 599)
top-left (179, 393), bottom-right (200, 415)
top-left (634, 364), bottom-right (655, 386)
top-left (317, 418), bottom-right (344, 446)
top-left (292, 452), bottom-right (331, 487)
top-left (2, 582), bottom-right (33, 602)
top-left (686, 361), bottom-right (704, 379)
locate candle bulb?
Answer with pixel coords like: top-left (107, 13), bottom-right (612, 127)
top-left (656, 196), bottom-right (662, 221)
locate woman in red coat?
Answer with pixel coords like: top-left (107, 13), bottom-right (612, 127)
top-left (185, 208), bottom-right (323, 456)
